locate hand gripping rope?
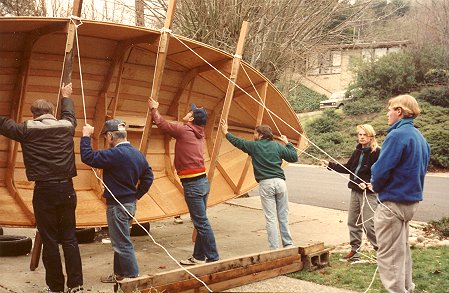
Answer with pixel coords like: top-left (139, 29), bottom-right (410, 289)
top-left (168, 30), bottom-right (382, 292)
top-left (68, 18), bottom-right (213, 292)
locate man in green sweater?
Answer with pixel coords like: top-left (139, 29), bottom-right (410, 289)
top-left (220, 119), bottom-right (298, 249)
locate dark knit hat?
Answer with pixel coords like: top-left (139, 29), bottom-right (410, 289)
top-left (191, 104), bottom-right (208, 126)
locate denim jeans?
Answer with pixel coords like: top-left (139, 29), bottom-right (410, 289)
top-left (182, 177), bottom-right (219, 261)
top-left (33, 181), bottom-right (83, 292)
top-left (258, 178), bottom-right (293, 249)
top-left (106, 202), bottom-right (139, 277)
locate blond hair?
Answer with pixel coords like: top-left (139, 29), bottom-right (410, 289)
top-left (388, 94), bottom-right (421, 118)
top-left (357, 124), bottom-right (379, 153)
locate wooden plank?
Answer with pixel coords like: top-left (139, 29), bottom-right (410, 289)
top-left (163, 136), bottom-right (183, 194)
top-left (235, 82), bottom-right (267, 193)
top-left (119, 247), bottom-right (302, 292)
top-left (199, 262), bottom-right (302, 293)
top-left (139, 0), bottom-right (177, 154)
top-left (150, 256), bottom-right (301, 293)
top-left (207, 21), bottom-right (249, 183)
top-left (298, 242), bottom-right (325, 256)
top-left (72, 0), bottom-right (83, 16)
top-left (216, 161), bottom-right (237, 192)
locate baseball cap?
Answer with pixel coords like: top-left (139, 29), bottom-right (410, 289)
top-left (191, 104), bottom-right (208, 126)
top-left (101, 119), bottom-right (126, 134)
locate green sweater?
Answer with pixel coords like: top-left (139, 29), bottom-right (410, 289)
top-left (225, 133), bottom-right (298, 182)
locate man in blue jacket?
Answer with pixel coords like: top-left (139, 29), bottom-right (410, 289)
top-left (369, 95), bottom-right (430, 293)
top-left (81, 119), bottom-right (153, 283)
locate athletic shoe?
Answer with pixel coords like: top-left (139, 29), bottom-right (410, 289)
top-left (42, 288), bottom-right (63, 293)
top-left (174, 216), bottom-right (183, 224)
top-left (100, 273), bottom-right (124, 283)
top-left (66, 285), bottom-right (84, 293)
top-left (180, 256), bottom-right (206, 265)
top-left (340, 250), bottom-right (360, 262)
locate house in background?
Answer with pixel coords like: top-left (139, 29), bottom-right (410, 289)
top-left (299, 40), bottom-right (409, 97)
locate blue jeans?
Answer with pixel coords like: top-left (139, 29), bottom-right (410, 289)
top-left (106, 202), bottom-right (139, 277)
top-left (259, 178), bottom-right (293, 249)
top-left (33, 181), bottom-right (83, 292)
top-left (182, 177), bottom-right (219, 261)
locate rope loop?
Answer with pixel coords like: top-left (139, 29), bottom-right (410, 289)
top-left (159, 27), bottom-right (172, 34)
top-left (69, 15), bottom-right (83, 28)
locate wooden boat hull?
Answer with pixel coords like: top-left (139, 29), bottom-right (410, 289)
top-left (0, 18), bottom-right (307, 227)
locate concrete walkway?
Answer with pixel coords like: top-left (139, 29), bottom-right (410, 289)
top-left (0, 197), bottom-right (357, 293)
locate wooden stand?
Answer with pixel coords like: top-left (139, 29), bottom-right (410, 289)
top-left (117, 246), bottom-right (302, 293)
top-left (29, 230), bottom-right (42, 271)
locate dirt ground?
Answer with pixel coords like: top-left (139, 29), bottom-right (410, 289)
top-left (0, 196), bottom-right (357, 293)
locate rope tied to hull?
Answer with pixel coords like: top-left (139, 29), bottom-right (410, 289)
top-left (71, 19), bottom-right (213, 293)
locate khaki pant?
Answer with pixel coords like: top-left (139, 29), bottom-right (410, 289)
top-left (374, 201), bottom-right (419, 293)
top-left (348, 190), bottom-right (378, 252)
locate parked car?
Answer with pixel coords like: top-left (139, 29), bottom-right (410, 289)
top-left (319, 90), bottom-right (354, 109)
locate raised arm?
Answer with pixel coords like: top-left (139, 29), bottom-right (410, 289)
top-left (59, 83), bottom-right (77, 128)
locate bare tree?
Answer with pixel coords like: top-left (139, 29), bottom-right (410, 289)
top-left (147, 0), bottom-right (376, 82)
top-left (135, 0), bottom-right (145, 26)
top-left (0, 0), bottom-right (44, 16)
top-left (407, 0), bottom-right (449, 71)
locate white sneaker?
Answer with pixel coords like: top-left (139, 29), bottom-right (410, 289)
top-left (174, 216), bottom-right (183, 224)
top-left (179, 256), bottom-right (206, 265)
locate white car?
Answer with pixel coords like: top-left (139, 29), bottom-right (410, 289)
top-left (319, 90), bottom-right (353, 109)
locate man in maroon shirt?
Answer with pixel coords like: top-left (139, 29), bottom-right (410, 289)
top-left (149, 98), bottom-right (219, 265)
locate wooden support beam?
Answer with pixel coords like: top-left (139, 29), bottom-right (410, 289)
top-left (164, 136), bottom-right (184, 194)
top-left (167, 67), bottom-right (198, 116)
top-left (5, 22), bottom-right (68, 224)
top-left (140, 0), bottom-right (176, 154)
top-left (216, 161), bottom-right (237, 191)
top-left (99, 35), bottom-right (159, 96)
top-left (166, 58), bottom-right (231, 117)
top-left (55, 2), bottom-right (83, 115)
top-left (118, 247), bottom-right (302, 293)
top-left (108, 52), bottom-right (128, 119)
top-left (236, 82), bottom-right (268, 193)
top-left (72, 0), bottom-right (83, 16)
top-left (207, 21), bottom-right (250, 183)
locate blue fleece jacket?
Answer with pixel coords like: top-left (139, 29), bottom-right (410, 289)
top-left (371, 118), bottom-right (430, 203)
top-left (80, 137), bottom-right (154, 205)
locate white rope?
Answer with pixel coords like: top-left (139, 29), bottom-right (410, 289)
top-left (169, 33), bottom-right (367, 184)
top-left (170, 32), bottom-right (382, 279)
top-left (159, 27), bottom-right (172, 34)
top-left (168, 30), bottom-right (386, 293)
top-left (91, 169), bottom-right (213, 292)
top-left (72, 17), bottom-right (87, 126)
top-left (363, 266), bottom-right (379, 293)
top-left (71, 21), bottom-right (213, 293)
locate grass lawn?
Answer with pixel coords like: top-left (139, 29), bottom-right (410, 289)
top-left (289, 247), bottom-right (449, 293)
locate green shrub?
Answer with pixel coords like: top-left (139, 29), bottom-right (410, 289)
top-left (354, 50), bottom-right (417, 99)
top-left (427, 217), bottom-right (449, 238)
top-left (286, 85), bottom-right (326, 113)
top-left (421, 124), bottom-right (449, 168)
top-left (411, 44), bottom-right (449, 83)
top-left (424, 69), bottom-right (449, 84)
top-left (417, 87), bottom-right (449, 108)
top-left (307, 109), bottom-right (340, 134)
top-left (343, 96), bottom-right (385, 116)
